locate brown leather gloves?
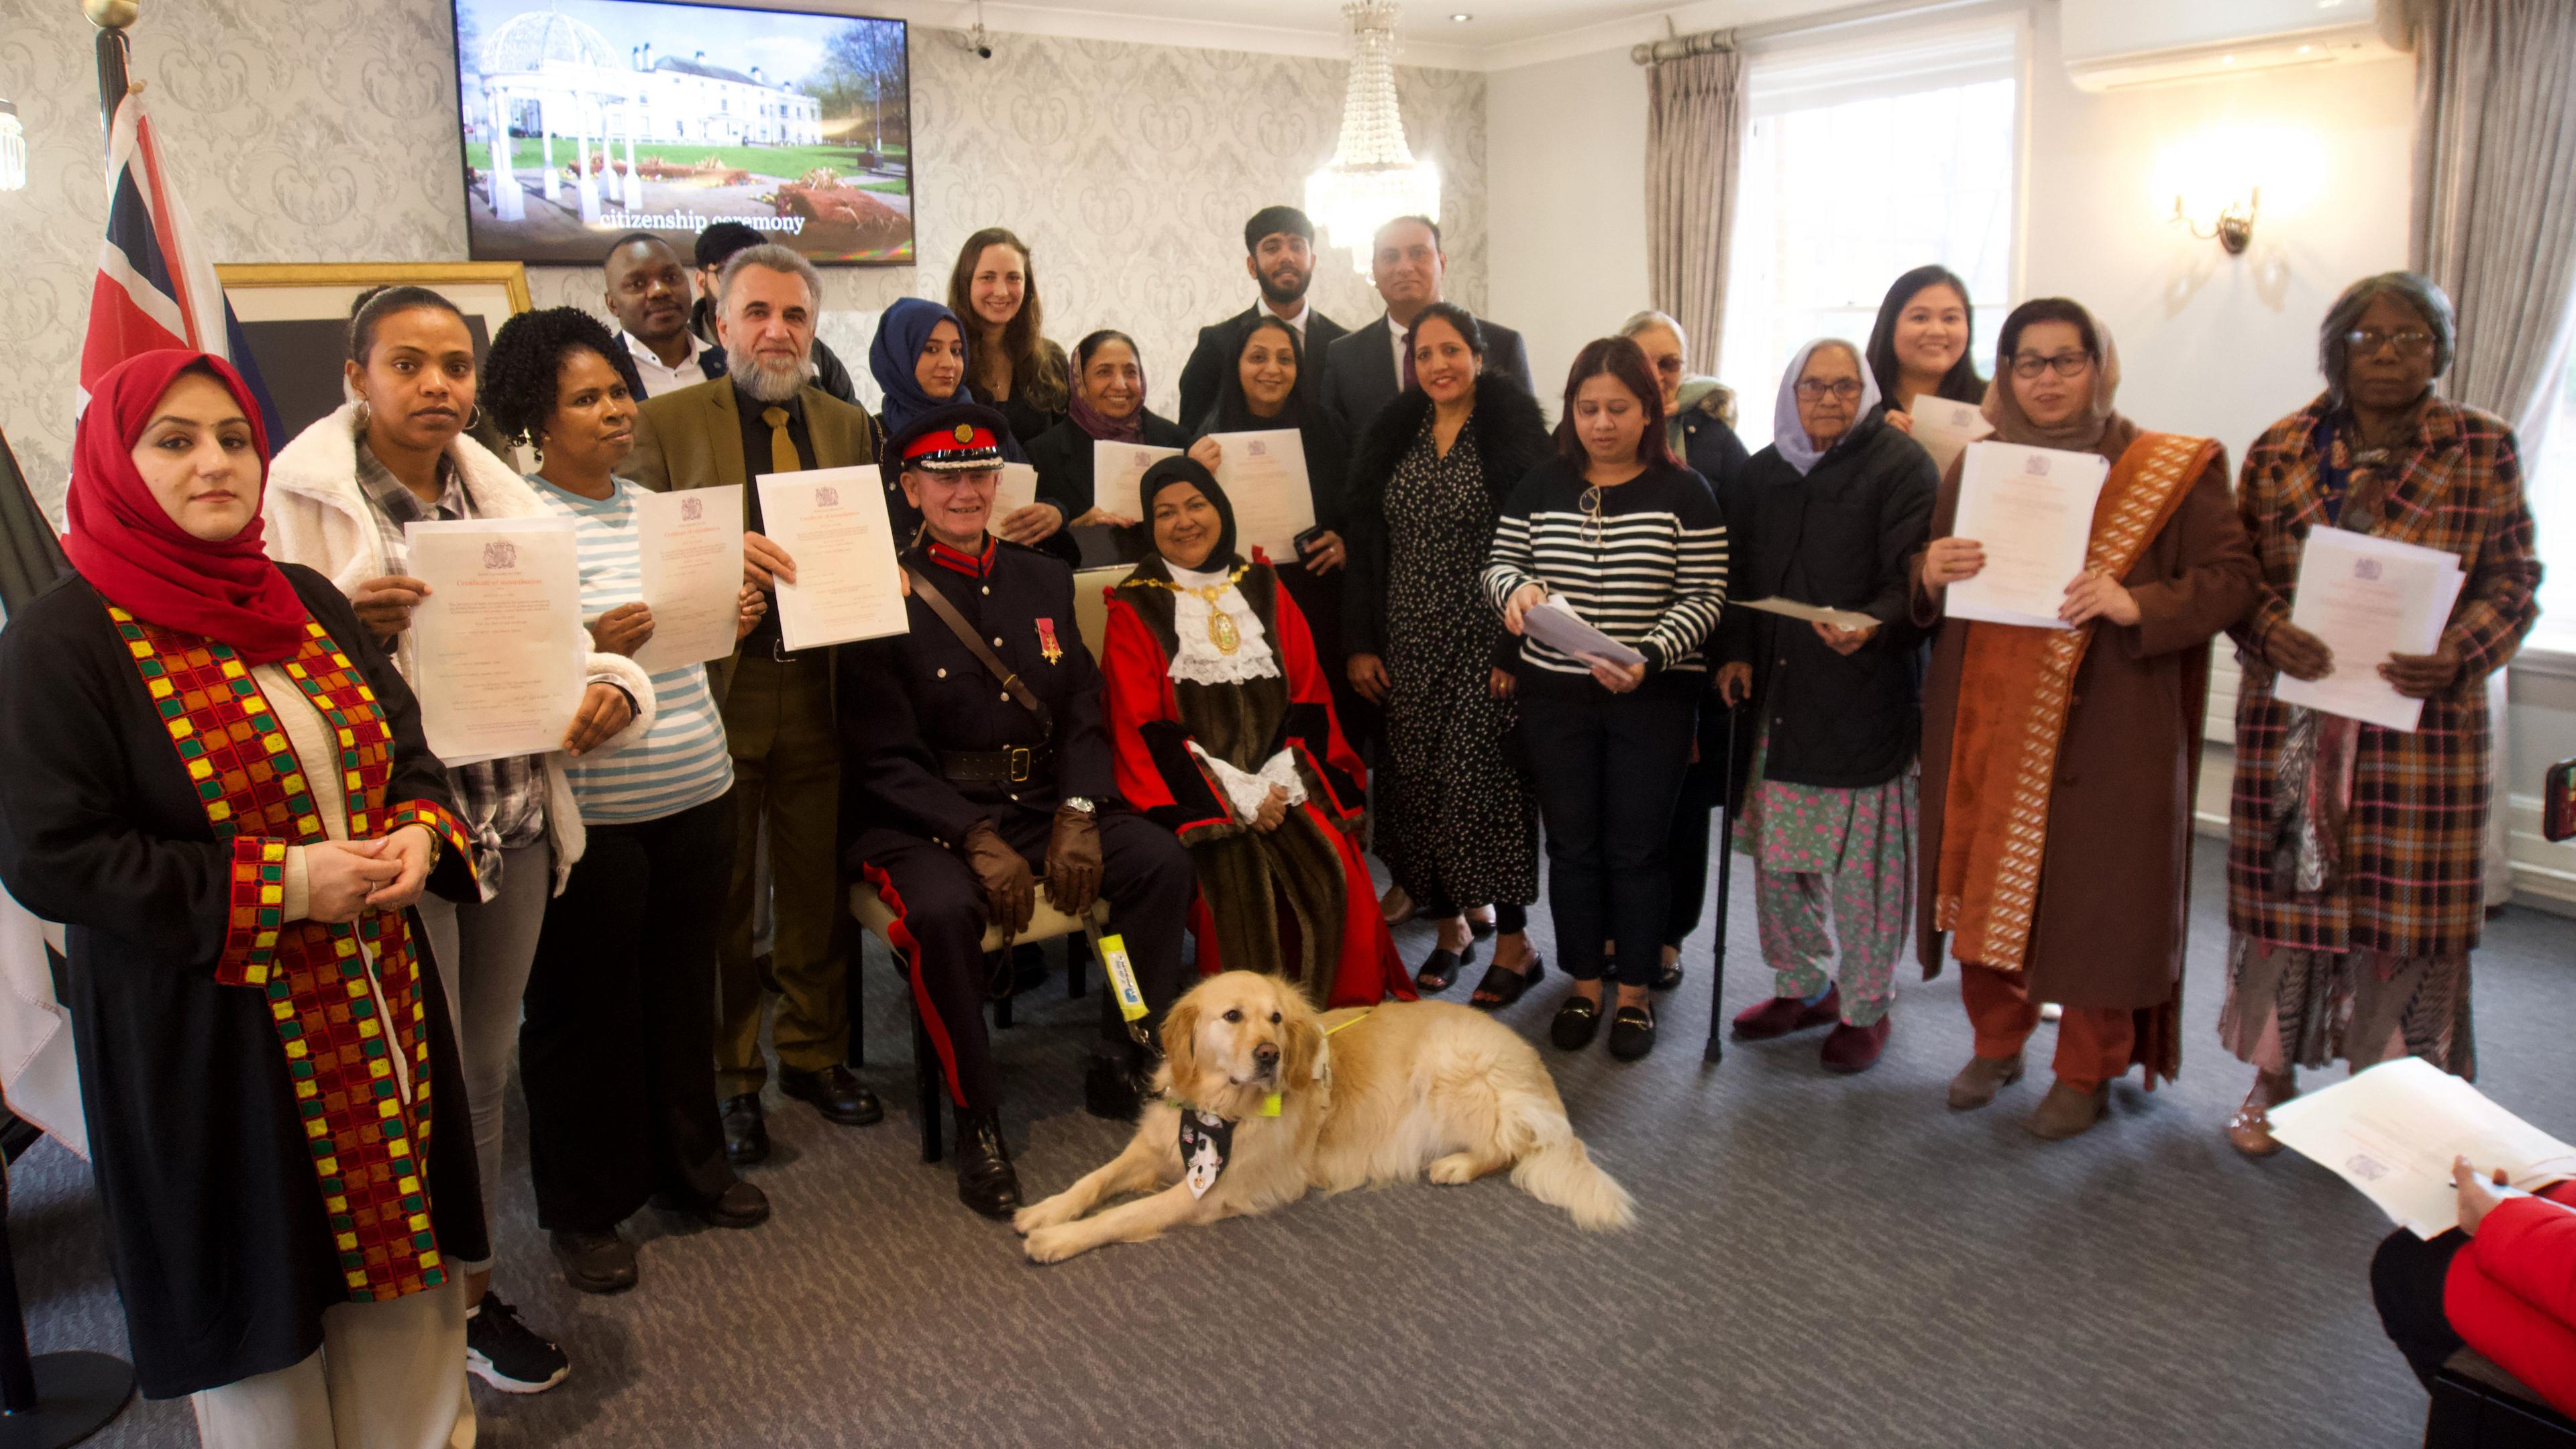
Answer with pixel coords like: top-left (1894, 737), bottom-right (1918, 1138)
top-left (1043, 807), bottom-right (1104, 918)
top-left (961, 821), bottom-right (1034, 937)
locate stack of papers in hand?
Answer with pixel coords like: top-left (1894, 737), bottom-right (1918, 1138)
top-left (2273, 529), bottom-right (2467, 733)
top-left (1522, 596), bottom-right (1645, 667)
top-left (1735, 597), bottom-right (1881, 633)
top-left (2266, 1057), bottom-right (2576, 1238)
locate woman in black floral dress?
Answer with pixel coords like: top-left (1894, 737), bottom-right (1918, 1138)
top-left (1344, 303), bottom-right (1550, 993)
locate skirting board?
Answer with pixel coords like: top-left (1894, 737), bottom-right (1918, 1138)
top-left (2192, 745), bottom-right (2576, 921)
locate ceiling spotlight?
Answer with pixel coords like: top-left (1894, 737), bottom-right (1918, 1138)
top-left (1450, 12), bottom-right (1472, 20)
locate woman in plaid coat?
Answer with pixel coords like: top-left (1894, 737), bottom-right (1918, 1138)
top-left (2218, 272), bottom-right (2542, 1156)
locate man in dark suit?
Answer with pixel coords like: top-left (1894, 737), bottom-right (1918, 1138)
top-left (1174, 205), bottom-right (1350, 429)
top-left (628, 244), bottom-right (884, 1166)
top-left (1320, 214), bottom-right (1535, 443)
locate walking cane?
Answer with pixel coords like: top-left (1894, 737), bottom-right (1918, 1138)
top-left (1701, 702), bottom-right (1741, 1066)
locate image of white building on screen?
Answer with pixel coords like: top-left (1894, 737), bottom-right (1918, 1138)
top-left (474, 9), bottom-right (824, 224)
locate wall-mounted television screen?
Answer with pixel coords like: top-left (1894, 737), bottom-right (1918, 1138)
top-left (450, 0), bottom-right (912, 265)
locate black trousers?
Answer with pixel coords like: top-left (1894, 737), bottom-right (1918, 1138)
top-left (854, 808), bottom-right (1193, 1113)
top-left (1518, 686), bottom-right (1698, 987)
top-left (2374, 1226), bottom-right (2469, 1392)
top-left (521, 796), bottom-right (739, 1234)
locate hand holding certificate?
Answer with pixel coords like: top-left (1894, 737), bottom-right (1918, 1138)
top-left (2267, 1057), bottom-right (2576, 1238)
top-left (1201, 429), bottom-right (1316, 560)
top-left (1735, 596), bottom-right (1883, 633)
top-left (1907, 395), bottom-right (1995, 478)
top-left (2272, 529), bottom-right (2465, 732)
top-left (1522, 597), bottom-right (1646, 667)
top-left (1942, 441), bottom-right (2111, 631)
top-left (994, 463), bottom-right (1042, 518)
top-left (757, 466), bottom-right (909, 650)
top-left (405, 518), bottom-right (586, 764)
top-left (630, 485), bottom-right (745, 674)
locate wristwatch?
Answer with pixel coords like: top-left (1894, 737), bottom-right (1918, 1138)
top-left (1061, 796), bottom-right (1097, 816)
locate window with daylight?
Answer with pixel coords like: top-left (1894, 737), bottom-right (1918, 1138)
top-left (1717, 13), bottom-right (2023, 452)
top-left (2530, 334), bottom-right (2576, 654)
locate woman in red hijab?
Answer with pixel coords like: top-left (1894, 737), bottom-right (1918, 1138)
top-left (0, 352), bottom-right (486, 1446)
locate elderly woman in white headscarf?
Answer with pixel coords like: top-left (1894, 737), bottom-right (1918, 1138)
top-left (1711, 340), bottom-right (1937, 1075)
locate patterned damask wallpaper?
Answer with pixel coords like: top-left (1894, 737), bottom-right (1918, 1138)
top-left (0, 0), bottom-right (1486, 512)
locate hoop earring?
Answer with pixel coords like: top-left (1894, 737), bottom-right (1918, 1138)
top-left (353, 400), bottom-right (371, 433)
top-left (466, 405), bottom-right (485, 432)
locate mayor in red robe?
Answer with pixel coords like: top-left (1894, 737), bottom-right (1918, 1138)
top-left (1099, 457), bottom-right (1412, 1007)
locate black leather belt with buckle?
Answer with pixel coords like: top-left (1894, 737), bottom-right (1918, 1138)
top-left (938, 744), bottom-right (1054, 785)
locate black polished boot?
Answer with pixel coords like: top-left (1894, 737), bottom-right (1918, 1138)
top-left (1083, 1051), bottom-right (1154, 1122)
top-left (719, 1092), bottom-right (768, 1167)
top-left (778, 1064), bottom-right (885, 1126)
top-left (953, 1107), bottom-right (1022, 1219)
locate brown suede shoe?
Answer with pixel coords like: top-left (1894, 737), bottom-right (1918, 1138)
top-left (2022, 1081), bottom-right (2110, 1140)
top-left (1947, 1053), bottom-right (2023, 1110)
top-left (1820, 1016), bottom-right (1890, 1074)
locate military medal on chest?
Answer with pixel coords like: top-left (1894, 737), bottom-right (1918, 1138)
top-left (1035, 616), bottom-right (1064, 665)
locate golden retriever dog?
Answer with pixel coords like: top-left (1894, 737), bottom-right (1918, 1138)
top-left (1014, 971), bottom-right (1633, 1263)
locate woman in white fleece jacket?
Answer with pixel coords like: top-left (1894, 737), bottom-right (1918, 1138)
top-left (263, 286), bottom-right (653, 1394)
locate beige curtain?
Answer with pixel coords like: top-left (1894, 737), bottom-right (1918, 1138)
top-left (2411, 0), bottom-right (2576, 437)
top-left (1646, 46), bottom-right (1748, 378)
top-left (2407, 0), bottom-right (2576, 907)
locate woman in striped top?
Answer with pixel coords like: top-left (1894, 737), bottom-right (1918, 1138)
top-left (1486, 337), bottom-right (1727, 1061)
top-left (486, 308), bottom-right (774, 1296)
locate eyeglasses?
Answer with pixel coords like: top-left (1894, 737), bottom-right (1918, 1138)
top-left (1579, 484), bottom-right (1605, 547)
top-left (2008, 352), bottom-right (2094, 380)
top-left (2343, 328), bottom-right (2436, 358)
top-left (1792, 378), bottom-right (1864, 400)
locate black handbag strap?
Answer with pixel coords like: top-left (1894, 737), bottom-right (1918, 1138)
top-left (905, 567), bottom-right (1053, 735)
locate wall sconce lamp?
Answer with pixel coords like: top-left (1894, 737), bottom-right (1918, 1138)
top-left (0, 100), bottom-right (25, 193)
top-left (2173, 186), bottom-right (2259, 254)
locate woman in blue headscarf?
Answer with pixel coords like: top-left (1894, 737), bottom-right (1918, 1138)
top-left (868, 297), bottom-right (1036, 541)
top-left (1709, 338), bottom-right (1937, 1076)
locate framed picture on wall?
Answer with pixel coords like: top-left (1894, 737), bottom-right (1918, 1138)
top-left (215, 261), bottom-right (534, 452)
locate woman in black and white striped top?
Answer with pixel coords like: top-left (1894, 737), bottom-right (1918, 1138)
top-left (1482, 336), bottom-right (1727, 1061)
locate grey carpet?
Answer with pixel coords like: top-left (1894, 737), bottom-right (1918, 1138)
top-left (15, 842), bottom-right (2571, 1448)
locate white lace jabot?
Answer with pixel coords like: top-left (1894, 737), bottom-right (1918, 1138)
top-left (1165, 560), bottom-right (1279, 686)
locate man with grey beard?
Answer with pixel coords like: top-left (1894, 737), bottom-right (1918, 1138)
top-left (629, 244), bottom-right (886, 1165)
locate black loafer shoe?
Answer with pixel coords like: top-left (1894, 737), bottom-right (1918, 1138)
top-left (953, 1108), bottom-right (1023, 1219)
top-left (1084, 1055), bottom-right (1148, 1122)
top-left (719, 1092), bottom-right (768, 1167)
top-left (779, 1064), bottom-right (885, 1126)
top-left (1550, 996), bottom-right (1604, 1052)
top-left (653, 1179), bottom-right (771, 1230)
top-left (549, 1228), bottom-right (637, 1295)
top-left (1608, 1005), bottom-right (1658, 1062)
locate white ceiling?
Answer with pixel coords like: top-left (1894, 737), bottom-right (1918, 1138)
top-left (858, 0), bottom-right (1854, 70)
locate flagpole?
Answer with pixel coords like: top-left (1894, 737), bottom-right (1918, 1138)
top-left (89, 1), bottom-right (136, 152)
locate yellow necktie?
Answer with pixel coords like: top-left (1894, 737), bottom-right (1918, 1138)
top-left (763, 406), bottom-right (802, 474)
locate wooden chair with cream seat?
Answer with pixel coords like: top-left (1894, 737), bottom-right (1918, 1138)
top-left (846, 563), bottom-right (1138, 1163)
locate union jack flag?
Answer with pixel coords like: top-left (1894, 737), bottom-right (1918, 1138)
top-left (78, 89), bottom-right (280, 440)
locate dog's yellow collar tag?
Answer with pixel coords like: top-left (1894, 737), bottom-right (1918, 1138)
top-left (1259, 1091), bottom-right (1282, 1117)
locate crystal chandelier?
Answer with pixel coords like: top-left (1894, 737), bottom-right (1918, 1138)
top-left (1305, 1), bottom-right (1440, 274)
top-left (0, 101), bottom-right (24, 194)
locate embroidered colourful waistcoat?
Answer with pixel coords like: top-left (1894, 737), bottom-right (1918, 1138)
top-left (106, 604), bottom-right (474, 1302)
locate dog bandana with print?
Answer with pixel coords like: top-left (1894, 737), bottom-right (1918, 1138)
top-left (1177, 1108), bottom-right (1234, 1199)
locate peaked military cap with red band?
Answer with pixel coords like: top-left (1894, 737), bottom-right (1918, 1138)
top-left (886, 401), bottom-right (1012, 474)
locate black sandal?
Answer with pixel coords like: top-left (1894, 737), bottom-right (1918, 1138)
top-left (1468, 955), bottom-right (1545, 1009)
top-left (1414, 940), bottom-right (1478, 994)
top-left (1467, 914), bottom-right (1497, 941)
top-left (1650, 960), bottom-right (1685, 993)
top-left (1550, 994), bottom-right (1603, 1051)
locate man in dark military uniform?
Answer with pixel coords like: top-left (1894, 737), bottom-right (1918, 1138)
top-left (841, 403), bottom-right (1193, 1218)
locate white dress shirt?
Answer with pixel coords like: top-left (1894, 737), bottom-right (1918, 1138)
top-left (623, 328), bottom-right (712, 399)
top-left (1256, 296), bottom-right (1309, 341)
